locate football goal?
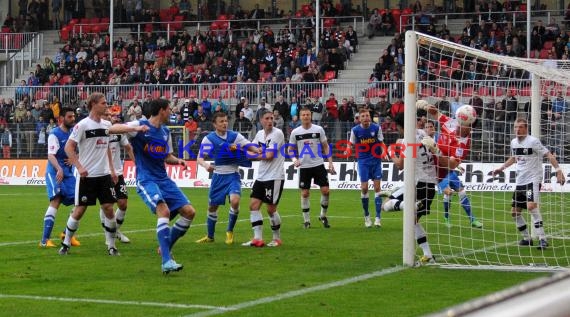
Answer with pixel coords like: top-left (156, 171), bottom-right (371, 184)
top-left (402, 30), bottom-right (570, 271)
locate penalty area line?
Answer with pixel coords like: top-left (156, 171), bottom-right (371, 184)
top-left (183, 266), bottom-right (406, 317)
top-left (0, 294), bottom-right (230, 311)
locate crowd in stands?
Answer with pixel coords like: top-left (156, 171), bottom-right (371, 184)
top-left (2, 1), bottom-right (569, 161)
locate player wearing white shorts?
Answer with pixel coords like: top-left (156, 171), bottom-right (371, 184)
top-left (242, 110), bottom-right (286, 247)
top-left (288, 107), bottom-right (336, 229)
top-left (493, 118), bottom-right (566, 250)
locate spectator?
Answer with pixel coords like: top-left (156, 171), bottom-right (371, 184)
top-left (290, 96), bottom-right (300, 119)
top-left (15, 80), bottom-right (30, 102)
top-left (338, 98), bottom-right (354, 139)
top-left (212, 96), bottom-right (228, 115)
top-left (389, 97), bottom-right (404, 118)
top-left (1, 126), bottom-right (12, 158)
top-left (345, 25), bottom-right (358, 53)
top-left (367, 9), bottom-right (381, 39)
top-left (127, 100), bottom-right (143, 122)
top-left (309, 97), bottom-right (324, 125)
top-left (288, 114), bottom-right (301, 133)
top-left (184, 116), bottom-right (199, 140)
top-left (450, 95), bottom-right (462, 119)
top-left (200, 96), bottom-right (212, 118)
top-left (269, 108), bottom-right (283, 130)
top-left (502, 90), bottom-right (518, 122)
top-left (233, 110), bottom-right (253, 136)
top-left (241, 99), bottom-right (254, 122)
top-left (274, 94), bottom-right (289, 122)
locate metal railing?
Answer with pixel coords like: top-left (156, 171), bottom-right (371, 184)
top-left (0, 32), bottom-right (43, 87)
top-left (1, 78), bottom-right (569, 161)
top-left (399, 9), bottom-right (568, 34)
top-left (66, 16), bottom-right (366, 43)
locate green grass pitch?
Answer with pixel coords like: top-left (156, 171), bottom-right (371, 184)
top-left (0, 186), bottom-right (551, 316)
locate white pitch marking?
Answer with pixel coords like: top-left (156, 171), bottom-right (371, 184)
top-left (0, 294), bottom-right (230, 310)
top-left (0, 216), bottom-right (298, 247)
top-left (183, 266), bottom-right (406, 317)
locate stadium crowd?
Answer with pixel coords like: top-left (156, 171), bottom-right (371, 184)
top-left (1, 1), bottom-right (569, 161)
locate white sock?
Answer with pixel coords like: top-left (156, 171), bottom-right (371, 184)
top-left (45, 206), bottom-right (57, 218)
top-left (64, 216), bottom-right (79, 246)
top-left (530, 209), bottom-right (546, 240)
top-left (115, 208), bottom-right (126, 229)
top-left (301, 197), bottom-right (310, 222)
top-left (415, 223), bottom-right (432, 257)
top-left (104, 215), bottom-right (117, 249)
top-left (250, 210), bottom-right (263, 240)
top-left (270, 211), bottom-right (281, 240)
top-left (514, 214), bottom-right (530, 239)
top-left (99, 208), bottom-right (105, 225)
top-left (320, 195), bottom-right (329, 217)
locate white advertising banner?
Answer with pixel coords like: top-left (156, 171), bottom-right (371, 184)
top-left (1, 160), bottom-right (568, 192)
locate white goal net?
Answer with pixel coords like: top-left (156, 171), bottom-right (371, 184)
top-left (403, 31), bottom-right (570, 271)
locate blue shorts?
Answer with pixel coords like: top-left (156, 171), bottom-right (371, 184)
top-left (209, 172), bottom-right (241, 206)
top-left (136, 178), bottom-right (190, 214)
top-left (438, 170), bottom-right (463, 194)
top-left (358, 161), bottom-right (382, 182)
top-left (45, 172), bottom-right (76, 206)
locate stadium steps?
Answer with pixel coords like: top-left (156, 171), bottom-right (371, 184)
top-left (327, 35), bottom-right (393, 101)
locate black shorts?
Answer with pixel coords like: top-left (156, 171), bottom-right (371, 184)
top-left (76, 175), bottom-right (117, 206)
top-left (250, 179), bottom-right (285, 205)
top-left (389, 182), bottom-right (435, 217)
top-left (512, 182), bottom-right (541, 209)
top-left (114, 175), bottom-right (128, 200)
top-left (299, 165), bottom-right (329, 189)
top-left (416, 182), bottom-right (435, 217)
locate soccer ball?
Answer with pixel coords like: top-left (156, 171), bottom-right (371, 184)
top-left (455, 105), bottom-right (477, 126)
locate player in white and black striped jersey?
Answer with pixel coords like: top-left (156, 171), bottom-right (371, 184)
top-left (493, 118), bottom-right (566, 250)
top-left (288, 107), bottom-right (336, 229)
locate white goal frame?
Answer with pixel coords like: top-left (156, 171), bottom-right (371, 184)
top-left (403, 30), bottom-right (569, 270)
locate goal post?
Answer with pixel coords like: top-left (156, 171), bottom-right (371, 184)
top-left (403, 30), bottom-right (570, 271)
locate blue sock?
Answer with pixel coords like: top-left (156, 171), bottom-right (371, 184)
top-left (375, 195), bottom-right (382, 219)
top-left (227, 208), bottom-right (238, 232)
top-left (42, 216), bottom-right (55, 244)
top-left (207, 212), bottom-right (217, 239)
top-left (459, 191), bottom-right (474, 221)
top-left (170, 217), bottom-right (191, 249)
top-left (443, 194), bottom-right (450, 219)
top-left (361, 194), bottom-right (369, 217)
top-left (156, 218), bottom-right (171, 264)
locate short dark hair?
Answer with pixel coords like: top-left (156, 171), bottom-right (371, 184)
top-left (60, 107), bottom-right (75, 116)
top-left (149, 98), bottom-right (169, 117)
top-left (212, 111), bottom-right (227, 123)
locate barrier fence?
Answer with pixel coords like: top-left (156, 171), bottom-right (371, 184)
top-left (0, 79), bottom-right (568, 162)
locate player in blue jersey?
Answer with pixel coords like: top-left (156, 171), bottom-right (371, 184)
top-left (127, 98), bottom-right (196, 274)
top-left (196, 112), bottom-right (260, 244)
top-left (40, 107), bottom-right (80, 248)
top-left (349, 109), bottom-right (386, 228)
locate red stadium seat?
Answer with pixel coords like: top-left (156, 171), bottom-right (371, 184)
top-left (519, 86), bottom-right (531, 96)
top-left (461, 86), bottom-right (474, 97)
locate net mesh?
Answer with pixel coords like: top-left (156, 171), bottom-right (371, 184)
top-left (412, 32), bottom-right (570, 269)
